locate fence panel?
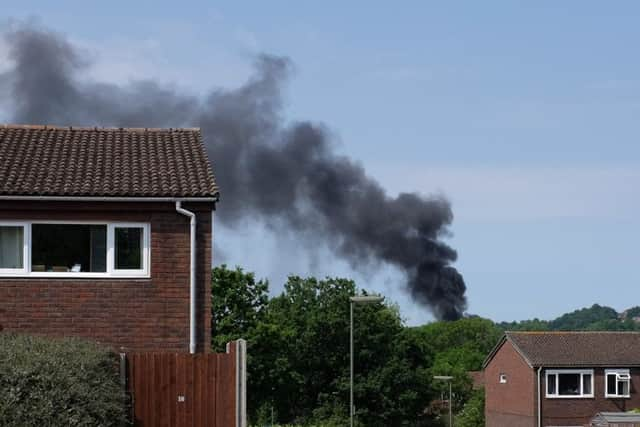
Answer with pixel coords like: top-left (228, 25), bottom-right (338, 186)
top-left (126, 341), bottom-right (244, 427)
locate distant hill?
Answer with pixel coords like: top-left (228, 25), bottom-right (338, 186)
top-left (498, 304), bottom-right (640, 331)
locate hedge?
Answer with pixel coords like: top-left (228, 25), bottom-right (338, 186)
top-left (0, 333), bottom-right (129, 426)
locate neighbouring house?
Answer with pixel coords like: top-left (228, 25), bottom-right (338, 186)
top-left (0, 124), bottom-right (218, 353)
top-left (483, 331), bottom-right (640, 427)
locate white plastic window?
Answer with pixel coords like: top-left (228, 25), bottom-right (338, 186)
top-left (0, 221), bottom-right (150, 278)
top-left (0, 223), bottom-right (28, 274)
top-left (546, 369), bottom-right (594, 398)
top-left (605, 369), bottom-right (631, 398)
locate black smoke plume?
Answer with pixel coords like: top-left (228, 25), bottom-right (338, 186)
top-left (0, 24), bottom-right (467, 319)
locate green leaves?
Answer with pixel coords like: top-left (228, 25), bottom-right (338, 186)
top-left (211, 264), bottom-right (270, 352)
top-left (211, 265), bottom-right (503, 426)
top-left (0, 334), bottom-right (128, 426)
top-left (455, 389), bottom-right (485, 427)
top-left (498, 303), bottom-right (640, 331)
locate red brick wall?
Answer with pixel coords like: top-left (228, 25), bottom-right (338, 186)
top-left (0, 201), bottom-right (213, 353)
top-left (485, 339), bottom-right (536, 427)
top-left (542, 367), bottom-right (640, 427)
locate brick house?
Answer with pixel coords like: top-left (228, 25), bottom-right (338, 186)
top-left (483, 331), bottom-right (640, 427)
top-left (0, 124), bottom-right (218, 353)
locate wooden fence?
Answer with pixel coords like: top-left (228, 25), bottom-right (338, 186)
top-left (125, 340), bottom-right (246, 427)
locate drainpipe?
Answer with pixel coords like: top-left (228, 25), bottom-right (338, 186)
top-left (537, 366), bottom-right (542, 427)
top-left (176, 201), bottom-right (197, 354)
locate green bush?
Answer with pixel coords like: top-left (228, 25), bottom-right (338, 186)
top-left (0, 333), bottom-right (129, 426)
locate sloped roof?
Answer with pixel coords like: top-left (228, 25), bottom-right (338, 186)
top-left (484, 331), bottom-right (640, 368)
top-left (592, 412), bottom-right (640, 424)
top-left (0, 124), bottom-right (218, 198)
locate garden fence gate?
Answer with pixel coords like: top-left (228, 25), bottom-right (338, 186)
top-left (124, 340), bottom-right (246, 427)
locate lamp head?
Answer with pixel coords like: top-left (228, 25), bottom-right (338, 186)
top-left (350, 295), bottom-right (384, 304)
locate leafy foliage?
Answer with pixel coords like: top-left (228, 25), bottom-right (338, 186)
top-left (549, 304), bottom-right (618, 330)
top-left (623, 306), bottom-right (640, 319)
top-left (213, 265), bottom-right (640, 426)
top-left (455, 389), bottom-right (484, 427)
top-left (413, 318), bottom-right (502, 408)
top-left (0, 334), bottom-right (129, 427)
top-left (211, 264), bottom-right (269, 352)
top-left (212, 266), bottom-right (440, 426)
top-left (499, 304), bottom-right (640, 331)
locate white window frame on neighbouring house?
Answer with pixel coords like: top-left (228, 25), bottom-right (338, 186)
top-left (545, 369), bottom-right (594, 398)
top-left (0, 220), bottom-right (150, 278)
top-left (605, 369), bottom-right (631, 398)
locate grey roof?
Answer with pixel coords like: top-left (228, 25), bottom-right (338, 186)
top-left (0, 124), bottom-right (218, 198)
top-left (592, 412), bottom-right (640, 423)
top-left (484, 331), bottom-right (640, 368)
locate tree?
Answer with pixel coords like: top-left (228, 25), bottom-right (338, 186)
top-left (413, 317), bottom-right (501, 415)
top-left (210, 266), bottom-right (493, 425)
top-left (549, 304), bottom-right (618, 330)
top-left (455, 389), bottom-right (484, 427)
top-left (210, 264), bottom-right (269, 352)
top-left (250, 275), bottom-right (436, 426)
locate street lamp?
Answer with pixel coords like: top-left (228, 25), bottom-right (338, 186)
top-left (433, 375), bottom-right (454, 427)
top-left (350, 295), bottom-right (384, 427)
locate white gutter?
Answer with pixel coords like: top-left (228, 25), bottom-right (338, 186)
top-left (175, 201), bottom-right (197, 354)
top-left (537, 366), bottom-right (542, 427)
top-left (0, 196), bottom-right (218, 202)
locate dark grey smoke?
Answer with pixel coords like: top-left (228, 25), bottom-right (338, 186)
top-left (0, 24), bottom-right (467, 320)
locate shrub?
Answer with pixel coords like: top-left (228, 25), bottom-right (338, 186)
top-left (0, 333), bottom-right (129, 426)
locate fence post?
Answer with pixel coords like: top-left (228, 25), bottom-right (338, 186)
top-left (119, 353), bottom-right (130, 426)
top-left (236, 339), bottom-right (247, 427)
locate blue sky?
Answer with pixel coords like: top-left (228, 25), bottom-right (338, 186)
top-left (3, 2), bottom-right (640, 324)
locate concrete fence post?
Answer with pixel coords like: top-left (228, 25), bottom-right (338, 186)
top-left (231, 339), bottom-right (247, 427)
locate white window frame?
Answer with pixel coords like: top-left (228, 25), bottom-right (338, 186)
top-left (0, 220), bottom-right (150, 278)
top-left (0, 221), bottom-right (29, 275)
top-left (605, 369), bottom-right (631, 398)
top-left (108, 223), bottom-right (150, 276)
top-left (545, 369), bottom-right (594, 399)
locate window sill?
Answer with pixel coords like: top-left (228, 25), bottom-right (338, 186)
top-left (0, 273), bottom-right (151, 279)
top-left (605, 395), bottom-right (631, 399)
top-left (546, 395), bottom-right (594, 399)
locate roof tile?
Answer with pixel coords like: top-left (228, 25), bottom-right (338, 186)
top-left (0, 124), bottom-right (218, 198)
top-left (506, 331), bottom-right (640, 367)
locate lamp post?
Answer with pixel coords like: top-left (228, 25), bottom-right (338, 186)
top-left (433, 375), bottom-right (454, 427)
top-left (350, 295), bottom-right (384, 427)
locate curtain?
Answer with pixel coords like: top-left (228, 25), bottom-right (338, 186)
top-left (0, 226), bottom-right (24, 269)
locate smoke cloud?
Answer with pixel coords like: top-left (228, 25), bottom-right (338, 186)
top-left (0, 24), bottom-right (466, 319)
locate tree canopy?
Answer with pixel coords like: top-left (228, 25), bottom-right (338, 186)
top-left (210, 265), bottom-right (504, 426)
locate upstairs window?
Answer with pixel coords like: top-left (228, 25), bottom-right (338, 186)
top-left (0, 221), bottom-right (149, 278)
top-left (546, 369), bottom-right (593, 398)
top-left (605, 369), bottom-right (631, 398)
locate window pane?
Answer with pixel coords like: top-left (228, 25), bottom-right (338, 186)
top-left (32, 224), bottom-right (107, 272)
top-left (0, 226), bottom-right (24, 269)
top-left (115, 227), bottom-right (143, 270)
top-left (558, 373), bottom-right (580, 395)
top-left (582, 374), bottom-right (592, 395)
top-left (547, 374), bottom-right (556, 395)
top-left (607, 374), bottom-right (617, 395)
top-left (619, 379), bottom-right (630, 396)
